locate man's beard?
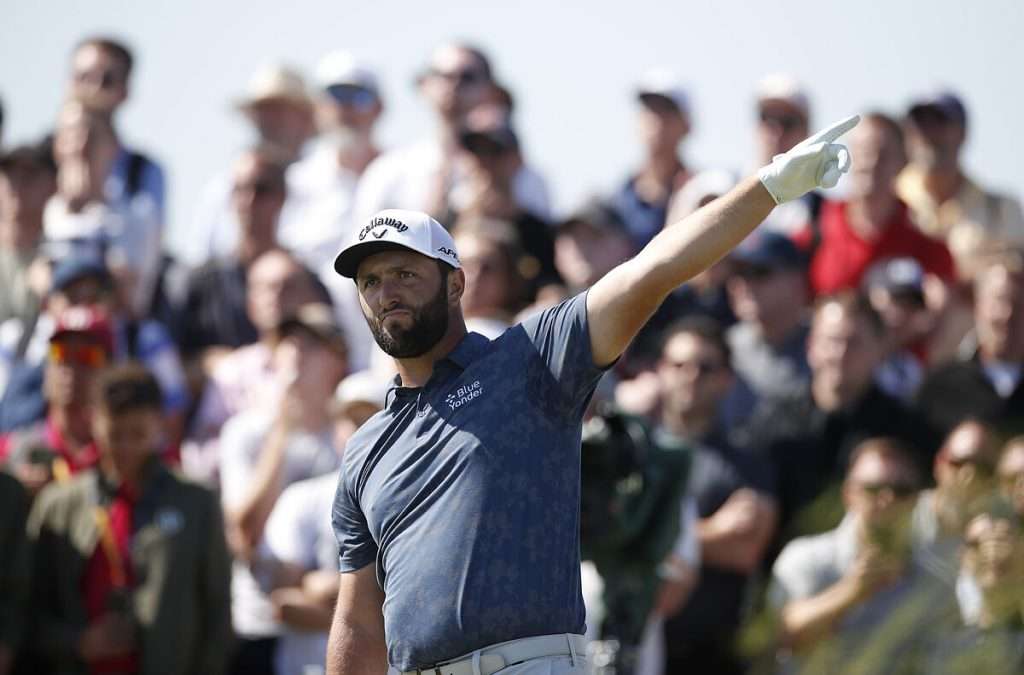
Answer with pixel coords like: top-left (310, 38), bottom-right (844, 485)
top-left (366, 281), bottom-right (450, 358)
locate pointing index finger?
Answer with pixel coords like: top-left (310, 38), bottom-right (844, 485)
top-left (806, 114), bottom-right (861, 145)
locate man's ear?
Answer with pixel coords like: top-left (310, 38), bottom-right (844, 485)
top-left (448, 268), bottom-right (466, 305)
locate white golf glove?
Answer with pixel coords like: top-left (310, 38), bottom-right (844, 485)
top-left (757, 114), bottom-right (860, 204)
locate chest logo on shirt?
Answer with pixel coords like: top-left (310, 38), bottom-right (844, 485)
top-left (446, 380), bottom-right (483, 410)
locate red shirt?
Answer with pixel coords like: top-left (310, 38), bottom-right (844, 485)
top-left (82, 483), bottom-right (140, 675)
top-left (795, 199), bottom-right (956, 296)
top-left (0, 414), bottom-right (99, 480)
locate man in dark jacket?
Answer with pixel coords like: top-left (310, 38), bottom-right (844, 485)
top-left (25, 362), bottom-right (231, 674)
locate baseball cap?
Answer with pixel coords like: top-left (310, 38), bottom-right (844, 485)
top-left (908, 90), bottom-right (967, 127)
top-left (333, 370), bottom-right (388, 412)
top-left (636, 67), bottom-right (690, 117)
top-left (314, 51), bottom-right (379, 97)
top-left (559, 198), bottom-right (629, 237)
top-left (732, 230), bottom-right (806, 269)
top-left (275, 303), bottom-right (348, 356)
top-left (334, 209), bottom-right (461, 278)
top-left (49, 251), bottom-right (113, 295)
top-left (236, 64), bottom-right (311, 111)
top-left (865, 257), bottom-right (925, 298)
top-left (50, 306), bottom-right (115, 355)
top-left (756, 73), bottom-right (810, 119)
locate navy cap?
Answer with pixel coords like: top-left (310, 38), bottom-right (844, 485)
top-left (908, 91), bottom-right (967, 127)
top-left (732, 230), bottom-right (806, 269)
top-left (49, 251), bottom-right (113, 294)
top-left (865, 257), bottom-right (925, 295)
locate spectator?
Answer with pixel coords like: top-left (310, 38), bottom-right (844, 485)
top-left (753, 74), bottom-right (819, 237)
top-left (444, 105), bottom-right (559, 289)
top-left (770, 438), bottom-right (954, 674)
top-left (654, 318), bottom-right (778, 675)
top-left (999, 437), bottom-right (1024, 517)
top-left (451, 218), bottom-right (530, 338)
top-left (795, 111), bottom-right (956, 295)
top-left (178, 148), bottom-right (288, 357)
top-left (353, 42), bottom-right (551, 224)
top-left (65, 36), bottom-right (166, 222)
top-left (24, 363), bottom-right (231, 675)
top-left (864, 258), bottom-right (935, 400)
top-left (182, 248), bottom-right (330, 485)
top-left (612, 68), bottom-right (694, 249)
top-left (555, 197), bottom-right (634, 294)
top-left (262, 370), bottom-right (387, 675)
top-left (192, 64), bottom-right (314, 262)
top-left (0, 306), bottom-right (112, 496)
top-left (912, 419), bottom-right (1002, 584)
top-left (918, 252), bottom-right (1024, 438)
top-left (926, 501), bottom-right (1024, 673)
top-left (43, 100), bottom-right (162, 317)
top-left (721, 230), bottom-right (811, 426)
top-left (284, 51), bottom-right (382, 269)
top-left (897, 91), bottom-right (1024, 273)
top-left (739, 293), bottom-right (939, 535)
top-left (0, 252), bottom-right (189, 430)
top-left (0, 472), bottom-right (29, 675)
top-left (0, 141), bottom-right (57, 326)
top-left (220, 303), bottom-right (347, 675)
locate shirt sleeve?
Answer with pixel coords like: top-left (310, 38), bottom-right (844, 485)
top-left (518, 291), bottom-right (609, 418)
top-left (331, 468), bottom-right (377, 573)
top-left (768, 535), bottom-right (833, 609)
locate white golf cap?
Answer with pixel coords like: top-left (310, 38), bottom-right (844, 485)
top-left (636, 67), bottom-right (690, 116)
top-left (314, 50), bottom-right (379, 96)
top-left (334, 209), bottom-right (461, 278)
top-left (333, 370), bottom-right (389, 411)
top-left (756, 73), bottom-right (810, 118)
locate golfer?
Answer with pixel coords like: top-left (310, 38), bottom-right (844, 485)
top-left (327, 115), bottom-right (860, 675)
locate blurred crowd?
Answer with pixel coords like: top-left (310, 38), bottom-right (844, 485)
top-left (0, 34), bottom-right (1023, 675)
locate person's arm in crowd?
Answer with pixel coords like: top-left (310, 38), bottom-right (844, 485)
top-left (652, 496), bottom-right (701, 618)
top-left (190, 490), bottom-right (233, 674)
top-left (778, 545), bottom-right (903, 649)
top-left (699, 488), bottom-right (779, 573)
top-left (271, 569), bottom-right (340, 632)
top-left (326, 564), bottom-right (388, 675)
top-left (586, 116), bottom-right (858, 367)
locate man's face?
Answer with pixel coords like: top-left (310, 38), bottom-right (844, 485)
top-left (657, 332), bottom-right (733, 420)
top-left (419, 46), bottom-right (491, 121)
top-left (273, 327), bottom-right (347, 399)
top-left (316, 85), bottom-right (380, 139)
top-left (555, 224), bottom-right (633, 291)
top-left (974, 265), bottom-right (1024, 363)
top-left (231, 154), bottom-right (285, 243)
top-left (43, 334), bottom-right (108, 408)
top-left (936, 422), bottom-right (999, 506)
top-left (727, 263), bottom-right (806, 327)
top-left (247, 99), bottom-right (313, 155)
top-left (757, 100), bottom-right (808, 163)
top-left (808, 303), bottom-right (883, 405)
top-left (999, 444), bottom-right (1024, 517)
top-left (457, 234), bottom-right (514, 317)
top-left (0, 161), bottom-right (56, 232)
top-left (847, 121), bottom-right (906, 201)
top-left (905, 106), bottom-right (964, 171)
top-left (92, 408), bottom-right (162, 478)
top-left (637, 95), bottom-right (688, 155)
top-left (963, 514), bottom-right (1024, 591)
top-left (246, 253), bottom-right (310, 333)
top-left (68, 44), bottom-right (128, 115)
top-left (332, 401), bottom-right (381, 454)
top-left (356, 250), bottom-right (455, 358)
top-left (844, 451), bottom-right (919, 541)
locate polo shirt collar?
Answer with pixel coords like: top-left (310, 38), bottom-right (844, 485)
top-left (384, 331), bottom-right (490, 405)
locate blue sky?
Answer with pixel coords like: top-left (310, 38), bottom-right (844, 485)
top-left (3, 0), bottom-right (1020, 261)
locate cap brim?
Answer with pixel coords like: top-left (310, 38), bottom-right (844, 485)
top-left (334, 241), bottom-right (419, 278)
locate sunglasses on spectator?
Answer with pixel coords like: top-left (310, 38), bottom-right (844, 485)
top-left (945, 455), bottom-right (996, 476)
top-left (735, 264), bottom-right (777, 280)
top-left (75, 68), bottom-right (123, 90)
top-left (233, 180), bottom-right (281, 198)
top-left (856, 481), bottom-right (918, 499)
top-left (430, 68), bottom-right (486, 88)
top-left (49, 342), bottom-right (108, 368)
top-left (666, 358), bottom-right (724, 377)
top-left (759, 111), bottom-right (804, 133)
top-left (909, 107), bottom-right (952, 128)
top-left (325, 85), bottom-right (377, 109)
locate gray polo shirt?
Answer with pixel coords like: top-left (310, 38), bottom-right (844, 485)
top-left (332, 293), bottom-right (606, 670)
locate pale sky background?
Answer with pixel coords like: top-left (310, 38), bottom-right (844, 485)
top-left (2, 0), bottom-right (1020, 262)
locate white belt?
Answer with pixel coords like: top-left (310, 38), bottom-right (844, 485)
top-left (402, 633), bottom-right (587, 675)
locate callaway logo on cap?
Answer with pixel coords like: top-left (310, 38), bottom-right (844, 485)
top-left (334, 209), bottom-right (461, 278)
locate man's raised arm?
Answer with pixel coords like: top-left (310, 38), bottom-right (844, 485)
top-left (587, 115), bottom-right (859, 367)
